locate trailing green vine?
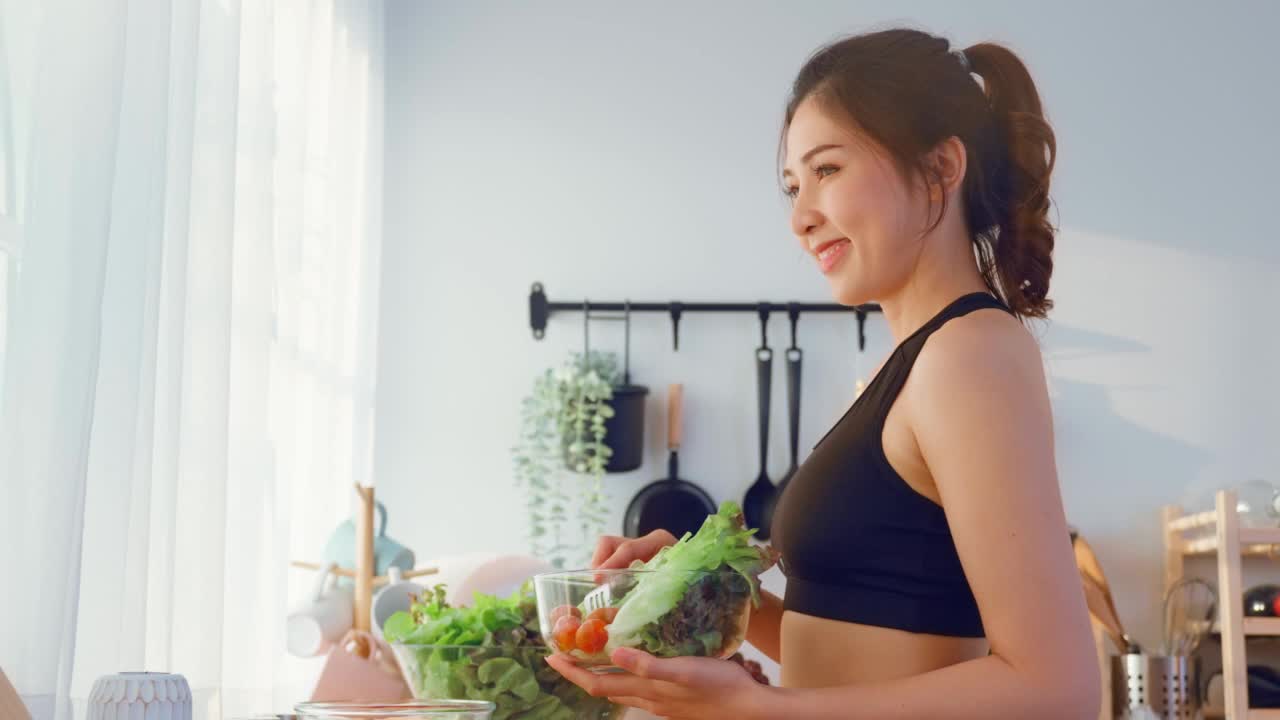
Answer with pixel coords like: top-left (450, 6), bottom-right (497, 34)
top-left (512, 351), bottom-right (618, 569)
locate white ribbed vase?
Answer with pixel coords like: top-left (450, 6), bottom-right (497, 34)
top-left (87, 672), bottom-right (192, 720)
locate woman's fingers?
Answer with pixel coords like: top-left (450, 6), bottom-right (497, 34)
top-left (607, 696), bottom-right (660, 714)
top-left (612, 648), bottom-right (688, 683)
top-left (595, 537), bottom-right (647, 570)
top-left (599, 545), bottom-right (641, 569)
top-left (590, 535), bottom-right (627, 569)
top-left (544, 654), bottom-right (654, 698)
top-left (596, 530), bottom-right (678, 570)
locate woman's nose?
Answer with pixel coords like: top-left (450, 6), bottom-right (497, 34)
top-left (790, 204), bottom-right (823, 240)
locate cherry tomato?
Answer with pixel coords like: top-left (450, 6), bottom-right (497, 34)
top-left (550, 605), bottom-right (582, 624)
top-left (575, 618), bottom-right (609, 654)
top-left (553, 616), bottom-right (581, 652)
top-left (587, 606), bottom-right (619, 624)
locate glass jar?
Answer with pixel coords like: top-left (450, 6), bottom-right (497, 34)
top-left (294, 701), bottom-right (494, 720)
top-left (1182, 479), bottom-right (1280, 528)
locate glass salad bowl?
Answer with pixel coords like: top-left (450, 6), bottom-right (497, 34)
top-left (294, 701), bottom-right (495, 719)
top-left (533, 568), bottom-right (754, 672)
top-left (388, 644), bottom-right (621, 720)
top-left (380, 577), bottom-right (625, 719)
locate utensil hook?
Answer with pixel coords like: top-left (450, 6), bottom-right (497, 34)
top-left (623, 300), bottom-right (632, 385)
top-left (787, 303), bottom-right (800, 351)
top-left (669, 301), bottom-right (683, 351)
top-left (758, 304), bottom-right (771, 350)
top-left (582, 299), bottom-right (591, 364)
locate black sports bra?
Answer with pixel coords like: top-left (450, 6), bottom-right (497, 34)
top-left (770, 292), bottom-right (1013, 638)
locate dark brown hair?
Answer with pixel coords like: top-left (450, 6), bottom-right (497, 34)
top-left (779, 28), bottom-right (1057, 319)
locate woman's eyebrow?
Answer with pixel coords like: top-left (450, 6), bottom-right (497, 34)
top-left (781, 143), bottom-right (844, 178)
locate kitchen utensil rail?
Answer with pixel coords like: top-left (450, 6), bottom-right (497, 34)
top-left (528, 282), bottom-right (879, 350)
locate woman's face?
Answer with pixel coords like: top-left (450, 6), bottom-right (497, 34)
top-left (782, 96), bottom-right (929, 306)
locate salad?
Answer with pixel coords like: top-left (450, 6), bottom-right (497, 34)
top-left (383, 584), bottom-right (621, 720)
top-left (541, 501), bottom-right (779, 663)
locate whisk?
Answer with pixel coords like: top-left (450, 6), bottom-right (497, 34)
top-left (1163, 576), bottom-right (1217, 657)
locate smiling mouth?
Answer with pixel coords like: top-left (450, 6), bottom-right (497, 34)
top-left (812, 237), bottom-right (850, 259)
top-left (812, 237), bottom-right (851, 275)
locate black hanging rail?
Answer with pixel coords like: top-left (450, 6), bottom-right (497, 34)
top-left (529, 282), bottom-right (882, 351)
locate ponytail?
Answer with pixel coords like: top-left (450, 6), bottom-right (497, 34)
top-left (963, 42), bottom-right (1057, 319)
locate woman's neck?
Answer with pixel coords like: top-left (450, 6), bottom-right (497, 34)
top-left (877, 228), bottom-right (990, 346)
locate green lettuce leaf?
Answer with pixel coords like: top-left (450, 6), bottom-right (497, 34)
top-left (605, 501), bottom-right (778, 656)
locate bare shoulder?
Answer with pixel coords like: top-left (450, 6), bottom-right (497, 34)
top-left (910, 307), bottom-right (1046, 396)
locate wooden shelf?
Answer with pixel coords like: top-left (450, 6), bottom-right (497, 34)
top-left (1205, 707), bottom-right (1280, 718)
top-left (1169, 509), bottom-right (1218, 532)
top-left (1208, 616), bottom-right (1280, 636)
top-left (1241, 528), bottom-right (1280, 547)
top-left (1180, 536), bottom-right (1280, 556)
top-left (1172, 518), bottom-right (1280, 556)
top-left (1244, 618), bottom-right (1280, 636)
top-left (1163, 492), bottom-right (1266, 720)
top-left (1182, 535), bottom-right (1221, 554)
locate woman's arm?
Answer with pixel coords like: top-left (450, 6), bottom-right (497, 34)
top-left (755, 316), bottom-right (1098, 719)
top-left (745, 589), bottom-right (784, 662)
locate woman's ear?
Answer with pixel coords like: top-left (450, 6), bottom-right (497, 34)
top-left (915, 136), bottom-right (968, 234)
top-left (927, 136), bottom-right (968, 198)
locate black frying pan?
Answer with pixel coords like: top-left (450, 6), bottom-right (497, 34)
top-left (623, 383), bottom-right (716, 539)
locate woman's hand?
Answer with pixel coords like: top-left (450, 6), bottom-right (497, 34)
top-left (546, 647), bottom-right (777, 720)
top-left (590, 529), bottom-right (677, 569)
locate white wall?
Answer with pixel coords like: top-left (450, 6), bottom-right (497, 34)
top-left (375, 0), bottom-right (1280, 678)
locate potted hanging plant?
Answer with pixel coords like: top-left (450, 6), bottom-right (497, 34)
top-left (567, 362), bottom-right (648, 475)
top-left (557, 350), bottom-right (624, 472)
top-left (512, 350), bottom-right (620, 569)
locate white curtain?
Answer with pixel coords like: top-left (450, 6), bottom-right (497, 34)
top-left (0, 1), bottom-right (386, 718)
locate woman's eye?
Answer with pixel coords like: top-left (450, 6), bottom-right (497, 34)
top-left (783, 165), bottom-right (837, 200)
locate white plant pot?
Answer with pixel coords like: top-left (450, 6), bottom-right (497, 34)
top-left (87, 672), bottom-right (192, 720)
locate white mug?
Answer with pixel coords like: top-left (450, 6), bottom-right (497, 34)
top-left (287, 563), bottom-right (354, 657)
top-left (370, 566), bottom-right (424, 638)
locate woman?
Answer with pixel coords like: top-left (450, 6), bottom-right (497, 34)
top-left (548, 28), bottom-right (1099, 719)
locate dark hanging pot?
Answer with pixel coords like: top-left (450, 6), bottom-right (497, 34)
top-left (604, 384), bottom-right (647, 473)
top-left (603, 301), bottom-right (647, 473)
top-left (565, 300), bottom-right (648, 474)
